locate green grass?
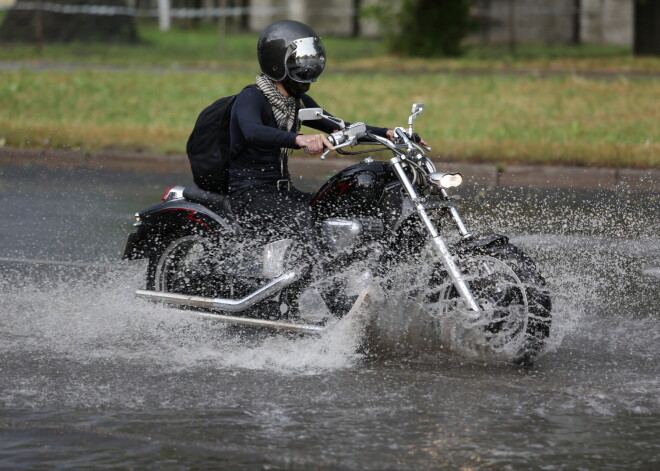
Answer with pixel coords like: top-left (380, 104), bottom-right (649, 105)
top-left (2, 21), bottom-right (659, 73)
top-left (1, 68), bottom-right (657, 167)
top-left (0, 22), bottom-right (386, 68)
top-left (0, 22), bottom-right (658, 167)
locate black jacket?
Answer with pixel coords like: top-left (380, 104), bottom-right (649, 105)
top-left (228, 86), bottom-right (389, 190)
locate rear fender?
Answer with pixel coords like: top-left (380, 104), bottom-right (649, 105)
top-left (123, 200), bottom-right (233, 260)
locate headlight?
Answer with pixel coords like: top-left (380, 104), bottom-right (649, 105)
top-left (428, 172), bottom-right (463, 189)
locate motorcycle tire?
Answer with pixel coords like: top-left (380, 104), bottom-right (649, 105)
top-left (146, 234), bottom-right (225, 298)
top-left (434, 242), bottom-right (552, 365)
top-left (146, 234), bottom-right (297, 319)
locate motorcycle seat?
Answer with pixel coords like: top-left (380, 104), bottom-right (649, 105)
top-left (182, 185), bottom-right (234, 219)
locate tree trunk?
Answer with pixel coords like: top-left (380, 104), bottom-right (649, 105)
top-left (572, 0), bottom-right (581, 45)
top-left (0, 0), bottom-right (140, 44)
top-left (634, 0), bottom-right (660, 56)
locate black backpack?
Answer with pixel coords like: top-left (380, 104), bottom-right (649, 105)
top-left (186, 84), bottom-right (259, 194)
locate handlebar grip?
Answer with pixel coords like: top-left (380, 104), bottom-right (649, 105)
top-left (328, 133), bottom-right (346, 146)
top-left (394, 132), bottom-right (422, 145)
top-left (356, 132), bottom-right (378, 143)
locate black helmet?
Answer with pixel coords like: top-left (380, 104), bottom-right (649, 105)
top-left (257, 20), bottom-right (326, 83)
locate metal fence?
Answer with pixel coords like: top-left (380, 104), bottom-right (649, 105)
top-left (0, 0), bottom-right (639, 47)
top-left (0, 1), bottom-right (278, 18)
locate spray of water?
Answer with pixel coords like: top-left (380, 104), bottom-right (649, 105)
top-left (1, 185), bottom-right (656, 397)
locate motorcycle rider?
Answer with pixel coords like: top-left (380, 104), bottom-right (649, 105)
top-left (228, 20), bottom-right (394, 246)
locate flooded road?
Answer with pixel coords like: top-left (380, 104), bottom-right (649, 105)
top-left (1, 164), bottom-right (658, 470)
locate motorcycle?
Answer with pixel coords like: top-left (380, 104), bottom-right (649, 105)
top-left (123, 103), bottom-right (552, 364)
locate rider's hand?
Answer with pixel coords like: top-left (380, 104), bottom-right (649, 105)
top-left (386, 129), bottom-right (429, 147)
top-left (296, 134), bottom-right (334, 155)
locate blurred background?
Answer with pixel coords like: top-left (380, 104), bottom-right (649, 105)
top-left (0, 7), bottom-right (658, 469)
top-left (0, 0), bottom-right (658, 168)
top-left (2, 0), bottom-right (657, 50)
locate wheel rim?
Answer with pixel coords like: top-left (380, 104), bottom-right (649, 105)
top-left (430, 255), bottom-right (530, 356)
top-left (155, 236), bottom-right (215, 294)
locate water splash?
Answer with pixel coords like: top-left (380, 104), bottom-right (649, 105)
top-left (1, 183), bottom-right (657, 413)
top-left (0, 263), bottom-right (368, 376)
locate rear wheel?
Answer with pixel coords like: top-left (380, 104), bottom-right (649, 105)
top-left (147, 235), bottom-right (227, 298)
top-left (146, 234), bottom-right (295, 319)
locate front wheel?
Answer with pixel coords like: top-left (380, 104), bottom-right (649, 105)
top-left (429, 243), bottom-right (552, 365)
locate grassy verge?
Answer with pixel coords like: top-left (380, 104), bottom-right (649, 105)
top-left (0, 23), bottom-right (658, 167)
top-left (2, 21), bottom-right (660, 74)
top-left (1, 68), bottom-right (656, 167)
top-left (0, 22), bottom-right (386, 68)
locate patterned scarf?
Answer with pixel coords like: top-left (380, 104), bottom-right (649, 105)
top-left (256, 74), bottom-right (302, 160)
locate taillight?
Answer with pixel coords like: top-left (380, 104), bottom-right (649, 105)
top-left (162, 186), bottom-right (178, 201)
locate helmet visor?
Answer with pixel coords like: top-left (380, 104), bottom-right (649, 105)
top-left (285, 37), bottom-right (326, 83)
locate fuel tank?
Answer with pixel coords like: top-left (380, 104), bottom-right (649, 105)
top-left (310, 160), bottom-right (397, 220)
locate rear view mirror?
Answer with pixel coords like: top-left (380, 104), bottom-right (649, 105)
top-left (409, 103), bottom-right (424, 123)
top-left (298, 108), bottom-right (323, 121)
top-left (408, 103), bottom-right (424, 133)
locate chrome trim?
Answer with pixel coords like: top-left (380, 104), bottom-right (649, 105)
top-left (165, 186), bottom-right (185, 201)
top-left (298, 107), bottom-right (323, 121)
top-left (136, 270), bottom-right (298, 313)
top-left (440, 188), bottom-right (471, 238)
top-left (298, 108), bottom-right (345, 131)
top-left (321, 218), bottom-right (363, 253)
top-left (167, 307), bottom-right (325, 335)
top-left (428, 172), bottom-right (463, 189)
top-left (321, 122), bottom-right (367, 159)
top-left (408, 103), bottom-right (424, 136)
top-left (261, 239), bottom-right (294, 278)
top-left (276, 179), bottom-right (292, 191)
top-left (357, 217), bottom-right (384, 237)
top-left (391, 157), bottom-right (480, 312)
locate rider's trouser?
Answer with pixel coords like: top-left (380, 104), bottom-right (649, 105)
top-left (229, 183), bottom-right (320, 259)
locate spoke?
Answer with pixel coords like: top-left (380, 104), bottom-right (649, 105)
top-left (427, 254), bottom-right (530, 353)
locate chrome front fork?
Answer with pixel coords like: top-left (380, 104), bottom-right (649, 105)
top-left (391, 157), bottom-right (480, 312)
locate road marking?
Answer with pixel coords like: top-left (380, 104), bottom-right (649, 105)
top-left (0, 256), bottom-right (126, 268)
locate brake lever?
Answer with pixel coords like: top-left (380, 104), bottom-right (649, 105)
top-left (320, 138), bottom-right (357, 160)
top-left (394, 129), bottom-right (431, 152)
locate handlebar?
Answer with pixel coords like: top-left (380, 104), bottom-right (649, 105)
top-left (298, 104), bottom-right (429, 159)
top-left (319, 131), bottom-right (430, 159)
top-left (319, 122), bottom-right (369, 159)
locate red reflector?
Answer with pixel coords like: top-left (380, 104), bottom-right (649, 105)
top-left (161, 185), bottom-right (177, 201)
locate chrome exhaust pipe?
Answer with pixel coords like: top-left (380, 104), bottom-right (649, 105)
top-left (136, 270), bottom-right (297, 313)
top-left (167, 308), bottom-right (325, 335)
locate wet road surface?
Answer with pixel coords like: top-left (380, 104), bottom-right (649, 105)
top-left (0, 164), bottom-right (658, 470)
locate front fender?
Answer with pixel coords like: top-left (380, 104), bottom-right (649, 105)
top-left (454, 233), bottom-right (509, 255)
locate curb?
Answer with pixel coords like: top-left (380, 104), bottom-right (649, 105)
top-left (0, 146), bottom-right (657, 192)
